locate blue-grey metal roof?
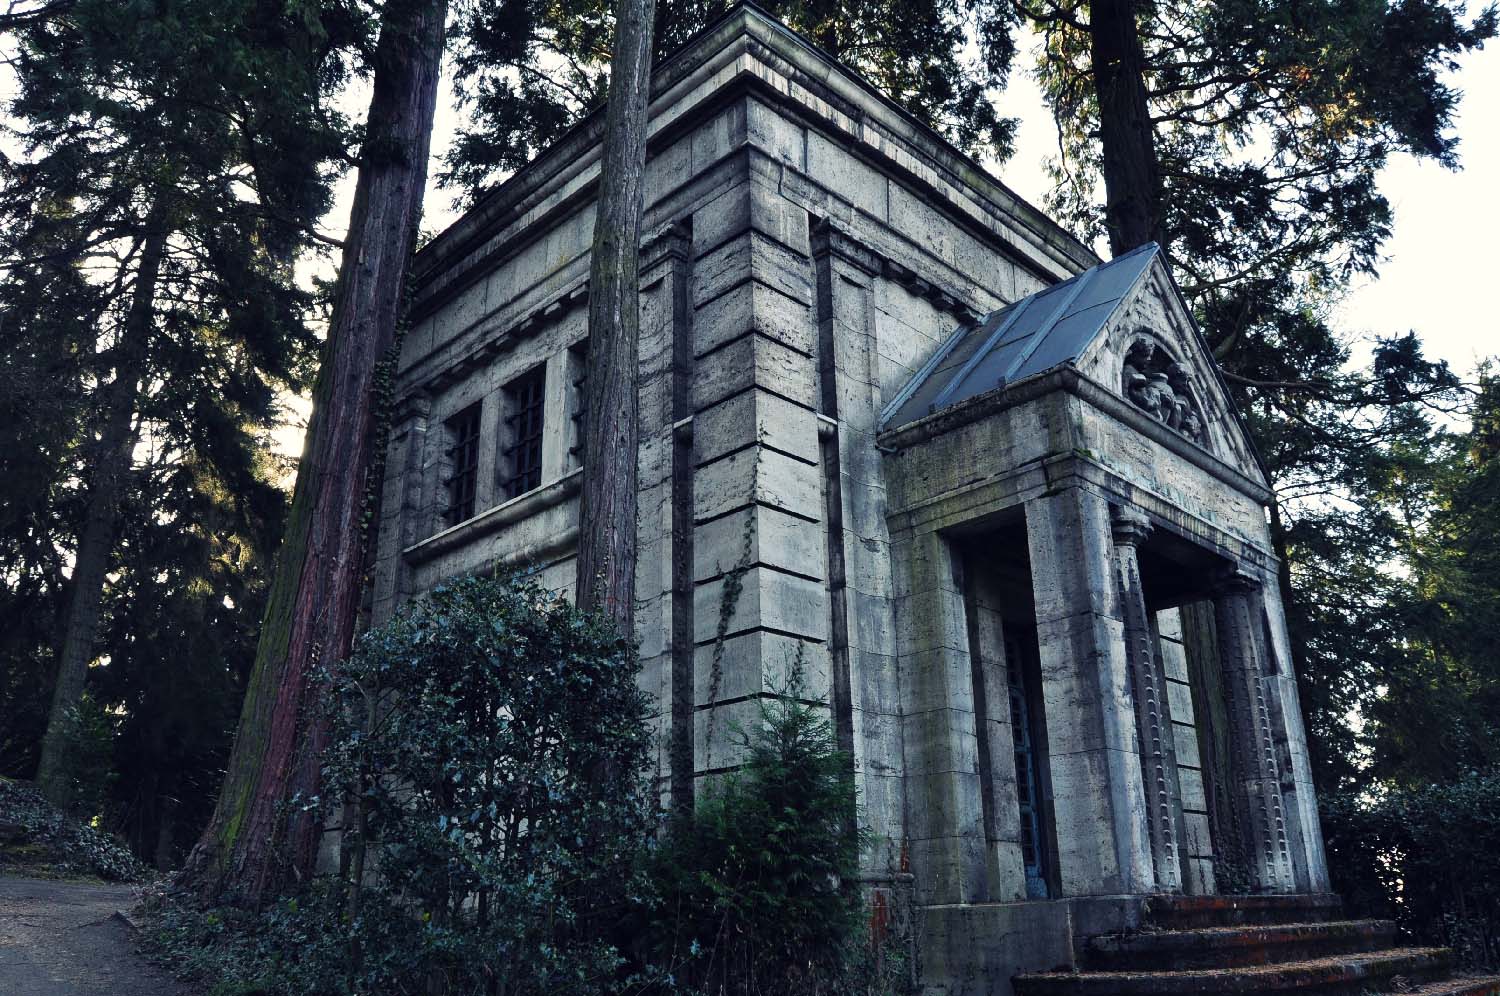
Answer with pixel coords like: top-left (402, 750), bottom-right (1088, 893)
top-left (880, 242), bottom-right (1161, 430)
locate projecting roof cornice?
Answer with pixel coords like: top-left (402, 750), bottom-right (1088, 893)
top-left (409, 3), bottom-right (1097, 320)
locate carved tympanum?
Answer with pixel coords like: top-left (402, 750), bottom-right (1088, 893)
top-left (1122, 335), bottom-right (1205, 443)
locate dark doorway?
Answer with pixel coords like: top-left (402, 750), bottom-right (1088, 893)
top-left (959, 518), bottom-right (1059, 901)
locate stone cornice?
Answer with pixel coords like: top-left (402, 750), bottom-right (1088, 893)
top-left (811, 217), bottom-right (981, 325)
top-left (409, 4), bottom-right (1095, 322)
top-left (876, 365), bottom-right (1274, 504)
top-left (405, 282), bottom-right (590, 396)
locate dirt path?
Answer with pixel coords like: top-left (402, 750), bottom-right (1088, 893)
top-left (0, 874), bottom-right (191, 996)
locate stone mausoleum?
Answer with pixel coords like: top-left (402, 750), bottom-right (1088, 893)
top-left (370, 7), bottom-right (1476, 994)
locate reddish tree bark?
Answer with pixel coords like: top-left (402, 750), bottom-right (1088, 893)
top-left (576, 0), bottom-right (657, 625)
top-left (177, 0), bottom-right (447, 904)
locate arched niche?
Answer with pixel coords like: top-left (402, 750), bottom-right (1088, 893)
top-left (1120, 330), bottom-right (1211, 449)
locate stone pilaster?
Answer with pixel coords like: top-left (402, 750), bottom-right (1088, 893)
top-left (1025, 486), bottom-right (1154, 896)
top-left (370, 391), bottom-right (432, 624)
top-left (1110, 507), bottom-right (1182, 894)
top-left (812, 219), bottom-right (906, 880)
top-left (636, 221), bottom-right (694, 813)
top-left (962, 563), bottom-right (1029, 901)
top-left (1212, 566), bottom-right (1297, 893)
top-left (688, 171), bottom-right (831, 781)
top-left (894, 529), bottom-right (988, 905)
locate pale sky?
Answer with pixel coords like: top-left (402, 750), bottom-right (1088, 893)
top-left (991, 38), bottom-right (1500, 378)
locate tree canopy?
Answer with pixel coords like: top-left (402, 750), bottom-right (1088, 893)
top-left (442, 0), bottom-right (1023, 193)
top-left (0, 0), bottom-right (356, 845)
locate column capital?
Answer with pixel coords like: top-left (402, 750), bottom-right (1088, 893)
top-left (1109, 506), bottom-right (1152, 547)
top-left (393, 390), bottom-right (432, 428)
top-left (1212, 563), bottom-right (1263, 596)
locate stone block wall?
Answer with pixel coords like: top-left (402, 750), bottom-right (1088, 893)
top-left (367, 11), bottom-right (1335, 996)
top-left (370, 6), bottom-right (1095, 886)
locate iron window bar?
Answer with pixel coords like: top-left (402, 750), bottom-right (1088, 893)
top-left (444, 403), bottom-right (483, 526)
top-left (502, 365), bottom-right (546, 499)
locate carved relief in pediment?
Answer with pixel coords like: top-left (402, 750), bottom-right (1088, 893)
top-left (1122, 331), bottom-right (1207, 446)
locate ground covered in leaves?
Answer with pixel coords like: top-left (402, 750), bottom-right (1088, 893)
top-left (0, 778), bottom-right (147, 882)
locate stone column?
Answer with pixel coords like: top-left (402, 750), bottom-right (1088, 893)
top-left (1257, 581), bottom-right (1331, 892)
top-left (1110, 507), bottom-right (1182, 893)
top-left (1025, 486), bottom-right (1154, 896)
top-left (1212, 566), bottom-right (1297, 893)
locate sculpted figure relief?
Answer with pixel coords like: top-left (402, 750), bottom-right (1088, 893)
top-left (1122, 335), bottom-right (1205, 443)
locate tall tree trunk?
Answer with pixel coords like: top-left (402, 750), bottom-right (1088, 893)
top-left (1090, 0), bottom-right (1163, 257)
top-left (576, 0), bottom-right (656, 625)
top-left (36, 217), bottom-right (167, 807)
top-left (177, 0), bottom-right (447, 905)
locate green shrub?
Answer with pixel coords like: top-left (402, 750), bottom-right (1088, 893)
top-left (148, 573), bottom-right (657, 996)
top-left (323, 573), bottom-right (657, 995)
top-left (0, 775), bottom-right (145, 881)
top-left (1322, 769), bottom-right (1500, 968)
top-left (644, 663), bottom-right (908, 996)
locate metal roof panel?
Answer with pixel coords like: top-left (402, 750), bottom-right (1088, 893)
top-left (880, 243), bottom-right (1160, 429)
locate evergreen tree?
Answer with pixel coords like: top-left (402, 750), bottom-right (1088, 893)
top-left (1, 0), bottom-right (347, 812)
top-left (443, 0), bottom-right (1021, 193)
top-left (1363, 370), bottom-right (1500, 785)
top-left (179, 0), bottom-right (449, 904)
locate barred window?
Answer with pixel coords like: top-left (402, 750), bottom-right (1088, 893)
top-left (568, 341), bottom-right (588, 468)
top-left (444, 403), bottom-right (482, 526)
top-left (503, 365), bottom-right (546, 498)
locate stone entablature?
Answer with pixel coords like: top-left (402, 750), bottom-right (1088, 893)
top-left (372, 8), bottom-right (1331, 996)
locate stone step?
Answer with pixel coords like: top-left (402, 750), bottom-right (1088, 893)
top-left (1014, 946), bottom-right (1452, 995)
top-left (1142, 893), bottom-right (1345, 929)
top-left (1086, 919), bottom-right (1399, 971)
top-left (1396, 977), bottom-right (1500, 996)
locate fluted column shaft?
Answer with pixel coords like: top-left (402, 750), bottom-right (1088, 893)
top-left (1111, 508), bottom-right (1182, 893)
top-left (1212, 568), bottom-right (1296, 893)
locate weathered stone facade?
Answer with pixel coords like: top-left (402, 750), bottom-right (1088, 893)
top-left (370, 8), bottom-right (1330, 993)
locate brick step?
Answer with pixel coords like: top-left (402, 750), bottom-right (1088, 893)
top-left (1013, 946), bottom-right (1453, 995)
top-left (1142, 893), bottom-right (1345, 929)
top-left (1086, 919), bottom-right (1399, 971)
top-left (1394, 977), bottom-right (1500, 996)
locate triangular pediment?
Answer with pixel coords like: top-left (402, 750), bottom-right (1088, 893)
top-left (1070, 253), bottom-right (1263, 481)
top-left (881, 244), bottom-right (1265, 484)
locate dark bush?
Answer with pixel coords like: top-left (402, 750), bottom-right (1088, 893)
top-left (0, 776), bottom-right (146, 881)
top-left (643, 662), bottom-right (909, 996)
top-left (1322, 769), bottom-right (1500, 968)
top-left (148, 573), bottom-right (657, 996)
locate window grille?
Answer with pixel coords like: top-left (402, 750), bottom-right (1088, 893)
top-left (568, 342), bottom-right (588, 467)
top-left (503, 365), bottom-right (546, 498)
top-left (1005, 629), bottom-right (1051, 900)
top-left (444, 403), bottom-right (482, 526)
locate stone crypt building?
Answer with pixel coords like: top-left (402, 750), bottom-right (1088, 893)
top-left (367, 6), bottom-right (1472, 994)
